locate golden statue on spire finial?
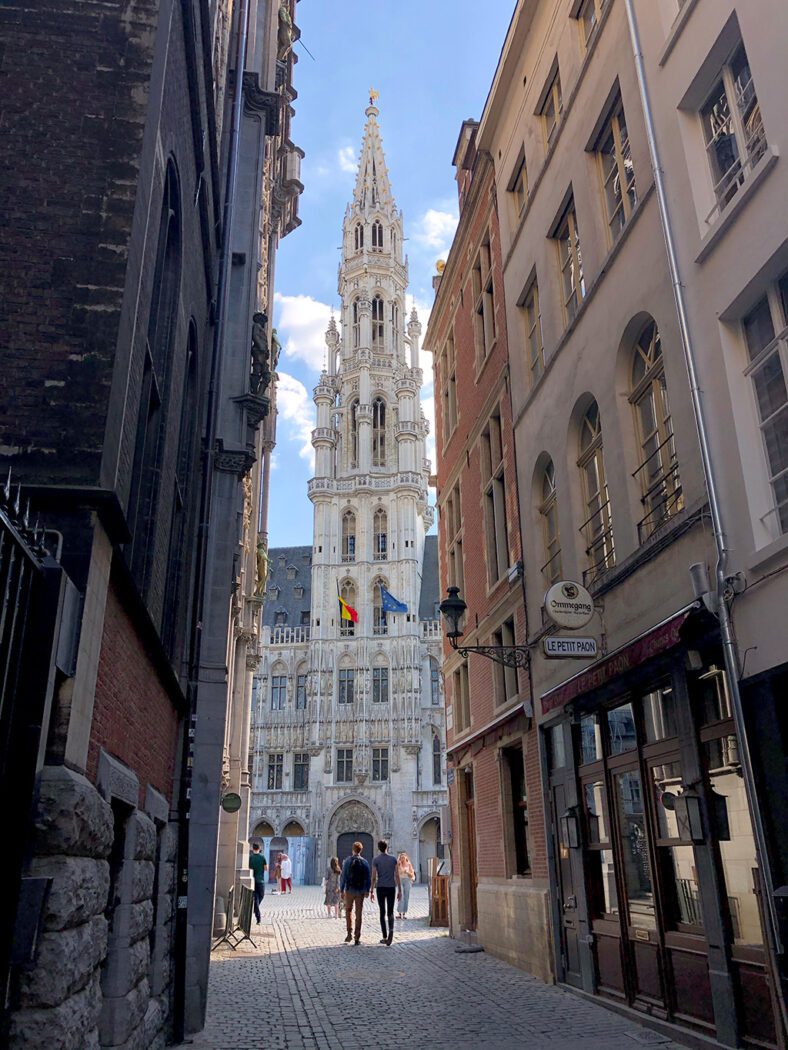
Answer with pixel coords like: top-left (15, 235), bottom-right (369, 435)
top-left (369, 88), bottom-right (379, 106)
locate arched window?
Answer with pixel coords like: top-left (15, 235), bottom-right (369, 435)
top-left (391, 229), bottom-right (397, 256)
top-left (349, 399), bottom-right (359, 468)
top-left (372, 220), bottom-right (383, 251)
top-left (352, 300), bottom-right (360, 349)
top-left (391, 301), bottom-right (400, 354)
top-left (429, 658), bottom-right (441, 705)
top-left (630, 320), bottom-right (683, 540)
top-left (432, 733), bottom-right (442, 785)
top-left (373, 579), bottom-right (387, 635)
top-left (130, 161), bottom-right (182, 594)
top-left (342, 510), bottom-right (356, 562)
top-left (539, 458), bottom-right (562, 585)
top-left (372, 397), bottom-right (386, 466)
top-left (340, 580), bottom-right (356, 637)
top-left (578, 400), bottom-right (615, 582)
top-left (373, 508), bottom-right (388, 561)
top-left (354, 223), bottom-right (364, 251)
top-left (371, 294), bottom-right (384, 349)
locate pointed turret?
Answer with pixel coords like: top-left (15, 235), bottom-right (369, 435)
top-left (351, 97), bottom-right (395, 219)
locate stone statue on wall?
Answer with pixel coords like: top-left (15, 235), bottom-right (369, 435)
top-left (254, 540), bottom-right (268, 597)
top-left (277, 1), bottom-right (294, 59)
top-left (251, 312), bottom-right (272, 396)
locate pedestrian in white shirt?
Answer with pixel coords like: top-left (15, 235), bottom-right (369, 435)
top-left (280, 852), bottom-right (293, 893)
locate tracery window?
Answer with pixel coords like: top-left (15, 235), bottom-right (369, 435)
top-left (342, 510), bottom-right (356, 562)
top-left (352, 300), bottom-right (360, 349)
top-left (372, 294), bottom-right (384, 349)
top-left (354, 223), bottom-right (364, 251)
top-left (373, 508), bottom-right (388, 560)
top-left (373, 578), bottom-right (388, 636)
top-left (372, 397), bottom-right (386, 466)
top-left (340, 579), bottom-right (356, 637)
top-left (372, 220), bottom-right (383, 251)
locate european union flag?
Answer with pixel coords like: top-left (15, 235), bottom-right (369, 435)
top-left (380, 585), bottom-right (408, 615)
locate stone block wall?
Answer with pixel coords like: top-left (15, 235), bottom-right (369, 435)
top-left (476, 880), bottom-right (553, 983)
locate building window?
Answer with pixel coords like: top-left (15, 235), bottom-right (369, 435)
top-left (349, 399), bottom-right (359, 469)
top-left (522, 280), bottom-right (544, 386)
top-left (271, 674), bottom-right (287, 710)
top-left (352, 301), bottom-right (360, 349)
top-left (596, 95), bottom-right (637, 244)
top-left (492, 618), bottom-right (519, 705)
top-left (267, 753), bottom-right (283, 790)
top-left (432, 733), bottom-right (442, 786)
top-left (701, 42), bottom-right (766, 221)
top-left (372, 294), bottom-right (384, 349)
top-left (430, 658), bottom-right (441, 706)
top-left (391, 301), bottom-right (400, 354)
top-left (340, 580), bottom-right (356, 637)
top-left (338, 667), bottom-right (355, 703)
top-left (372, 220), bottom-right (383, 251)
top-left (275, 611), bottom-right (287, 625)
top-left (743, 272), bottom-right (788, 535)
top-left (576, 0), bottom-right (607, 49)
top-left (630, 320), bottom-right (683, 540)
top-left (373, 580), bottom-right (388, 636)
top-left (578, 401), bottom-right (615, 584)
top-left (372, 747), bottom-right (389, 782)
top-left (354, 223), bottom-right (364, 251)
top-left (441, 331), bottom-right (458, 443)
top-left (539, 458), bottom-right (562, 585)
top-left (300, 611), bottom-right (310, 625)
top-left (296, 673), bottom-right (307, 710)
top-left (293, 752), bottom-right (309, 791)
top-left (481, 410), bottom-right (509, 585)
top-left (503, 746), bottom-right (530, 876)
top-left (539, 66), bottom-right (563, 151)
top-left (554, 196), bottom-right (585, 325)
top-left (453, 661), bottom-right (470, 734)
top-left (373, 507), bottom-right (388, 560)
top-left (508, 150), bottom-right (528, 218)
top-left (372, 397), bottom-right (386, 465)
top-left (336, 749), bottom-right (353, 784)
top-left (372, 666), bottom-right (389, 703)
top-left (342, 510), bottom-right (356, 562)
top-left (445, 481), bottom-right (464, 596)
top-left (472, 236), bottom-right (496, 363)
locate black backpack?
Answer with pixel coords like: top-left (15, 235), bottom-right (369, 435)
top-left (346, 855), bottom-right (366, 890)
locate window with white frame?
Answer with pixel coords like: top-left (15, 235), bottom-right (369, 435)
top-left (576, 0), bottom-right (608, 49)
top-left (372, 666), bottom-right (389, 703)
top-left (336, 748), bottom-right (353, 783)
top-left (338, 666), bottom-right (355, 703)
top-left (342, 510), bottom-right (356, 562)
top-left (372, 747), bottom-right (389, 782)
top-left (445, 481), bottom-right (464, 596)
top-left (522, 279), bottom-right (544, 386)
top-left (472, 235), bottom-right (496, 363)
top-left (271, 674), bottom-right (287, 710)
top-left (508, 149), bottom-right (528, 218)
top-left (373, 507), bottom-right (388, 560)
top-left (701, 41), bottom-right (766, 221)
top-left (596, 94), bottom-right (637, 244)
top-left (372, 220), bottom-right (383, 251)
top-left (293, 752), bottom-right (309, 791)
top-left (267, 753), bottom-right (283, 790)
top-left (373, 579), bottom-right (388, 636)
top-left (554, 196), bottom-right (585, 325)
top-left (340, 580), bottom-right (356, 637)
top-left (492, 618), bottom-right (519, 705)
top-left (743, 272), bottom-right (788, 536)
top-left (481, 409), bottom-right (509, 585)
top-left (372, 294), bottom-right (384, 349)
top-left (630, 320), bottom-right (683, 540)
top-left (372, 397), bottom-right (386, 465)
top-left (432, 733), bottom-right (442, 786)
top-left (578, 401), bottom-right (615, 583)
top-left (539, 458), bottom-right (562, 585)
top-left (539, 66), bottom-right (563, 151)
top-left (441, 330), bottom-right (458, 443)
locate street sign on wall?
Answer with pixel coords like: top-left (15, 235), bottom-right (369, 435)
top-left (544, 581), bottom-right (594, 629)
top-left (543, 636), bottom-right (597, 658)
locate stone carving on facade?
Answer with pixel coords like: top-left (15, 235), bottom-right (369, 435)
top-left (255, 540), bottom-right (268, 597)
top-left (251, 312), bottom-right (273, 396)
top-left (333, 801), bottom-right (375, 835)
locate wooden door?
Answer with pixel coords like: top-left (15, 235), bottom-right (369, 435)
top-left (552, 781), bottom-right (583, 987)
top-left (462, 767), bottom-right (478, 930)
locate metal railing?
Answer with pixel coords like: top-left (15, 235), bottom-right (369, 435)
top-left (271, 625), bottom-right (311, 645)
top-left (580, 499), bottom-right (615, 587)
top-left (633, 438), bottom-right (683, 543)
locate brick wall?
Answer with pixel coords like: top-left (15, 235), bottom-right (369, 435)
top-left (88, 574), bottom-right (180, 807)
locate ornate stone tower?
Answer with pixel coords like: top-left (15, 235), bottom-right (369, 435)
top-left (250, 100), bottom-right (446, 878)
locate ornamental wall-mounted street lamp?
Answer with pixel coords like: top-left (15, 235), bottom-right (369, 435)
top-left (438, 586), bottom-right (530, 669)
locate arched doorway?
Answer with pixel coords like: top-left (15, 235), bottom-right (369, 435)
top-left (418, 815), bottom-right (440, 883)
top-left (327, 799), bottom-right (377, 868)
top-left (282, 820), bottom-right (304, 837)
top-left (269, 835), bottom-right (288, 885)
top-left (337, 831), bottom-right (374, 866)
top-left (252, 820), bottom-right (274, 841)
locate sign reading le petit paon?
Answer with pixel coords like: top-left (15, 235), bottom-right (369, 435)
top-left (544, 580), bottom-right (594, 630)
top-left (544, 636), bottom-right (598, 658)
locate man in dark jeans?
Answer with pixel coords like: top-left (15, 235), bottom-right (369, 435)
top-left (340, 840), bottom-right (371, 944)
top-left (370, 839), bottom-right (401, 946)
top-left (249, 842), bottom-right (267, 924)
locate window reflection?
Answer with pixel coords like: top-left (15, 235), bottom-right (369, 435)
top-left (608, 702), bottom-right (636, 755)
top-left (614, 769), bottom-right (656, 928)
top-left (587, 848), bottom-right (619, 917)
top-left (584, 779), bottom-right (609, 843)
top-left (579, 714), bottom-right (603, 764)
top-left (697, 665), bottom-right (733, 724)
top-left (642, 684), bottom-right (677, 742)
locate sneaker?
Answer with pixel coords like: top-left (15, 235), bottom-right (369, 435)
top-left (379, 938), bottom-right (387, 944)
top-left (386, 932), bottom-right (393, 946)
top-left (353, 939), bottom-right (360, 945)
top-left (344, 933), bottom-right (352, 943)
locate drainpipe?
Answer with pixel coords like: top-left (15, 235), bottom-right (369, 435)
top-left (171, 0), bottom-right (252, 1038)
top-left (623, 0), bottom-right (780, 956)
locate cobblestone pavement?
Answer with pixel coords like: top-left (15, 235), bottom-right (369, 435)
top-left (181, 886), bottom-right (687, 1050)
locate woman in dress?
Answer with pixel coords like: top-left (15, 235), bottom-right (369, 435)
top-left (396, 852), bottom-right (416, 919)
top-left (324, 856), bottom-right (342, 918)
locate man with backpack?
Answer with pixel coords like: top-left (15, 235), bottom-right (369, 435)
top-left (339, 840), bottom-right (371, 944)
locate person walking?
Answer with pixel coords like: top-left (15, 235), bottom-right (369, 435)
top-left (396, 852), bottom-right (416, 919)
top-left (272, 853), bottom-right (282, 894)
top-left (339, 840), bottom-right (371, 945)
top-left (280, 851), bottom-right (293, 894)
top-left (249, 842), bottom-right (267, 924)
top-left (324, 856), bottom-right (341, 918)
top-left (371, 839), bottom-right (400, 946)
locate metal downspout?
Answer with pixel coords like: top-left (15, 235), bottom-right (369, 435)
top-left (623, 0), bottom-right (780, 955)
top-left (172, 0), bottom-right (252, 1038)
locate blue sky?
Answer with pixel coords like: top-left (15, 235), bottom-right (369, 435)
top-left (268, 1), bottom-right (514, 547)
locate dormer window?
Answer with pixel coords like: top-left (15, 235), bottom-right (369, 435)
top-left (286, 565), bottom-right (297, 580)
top-left (354, 223), bottom-right (364, 251)
top-left (372, 220), bottom-right (383, 251)
top-left (275, 611), bottom-right (287, 625)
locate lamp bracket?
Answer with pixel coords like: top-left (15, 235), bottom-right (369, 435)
top-left (449, 638), bottom-right (530, 669)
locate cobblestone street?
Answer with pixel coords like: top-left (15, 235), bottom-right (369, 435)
top-left (182, 887), bottom-right (687, 1050)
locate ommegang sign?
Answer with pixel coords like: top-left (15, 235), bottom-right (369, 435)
top-left (540, 609), bottom-right (692, 716)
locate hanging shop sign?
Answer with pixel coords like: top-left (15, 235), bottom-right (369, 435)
top-left (543, 581), bottom-right (594, 630)
top-left (544, 636), bottom-right (598, 658)
top-left (220, 792), bottom-right (242, 813)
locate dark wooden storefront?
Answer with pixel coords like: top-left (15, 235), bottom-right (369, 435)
top-left (542, 612), bottom-right (782, 1048)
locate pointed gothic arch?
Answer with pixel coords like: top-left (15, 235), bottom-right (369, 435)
top-left (371, 294), bottom-right (384, 350)
top-left (351, 299), bottom-right (361, 349)
top-left (372, 576), bottom-right (389, 636)
top-left (341, 509), bottom-right (356, 562)
top-left (349, 398), bottom-right (359, 468)
top-left (372, 396), bottom-right (386, 465)
top-left (339, 578), bottom-right (356, 637)
top-left (354, 223), bottom-right (364, 251)
top-left (371, 219), bottom-right (383, 251)
top-left (373, 506), bottom-right (388, 560)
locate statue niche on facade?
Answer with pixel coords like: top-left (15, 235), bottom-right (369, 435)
top-left (251, 312), bottom-right (272, 396)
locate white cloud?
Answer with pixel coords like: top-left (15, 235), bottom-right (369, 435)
top-left (276, 372), bottom-right (315, 468)
top-left (412, 207), bottom-right (459, 257)
top-left (274, 292), bottom-right (333, 373)
top-left (337, 145), bottom-right (357, 173)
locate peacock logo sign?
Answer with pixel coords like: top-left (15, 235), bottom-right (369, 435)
top-left (544, 580), bottom-right (594, 629)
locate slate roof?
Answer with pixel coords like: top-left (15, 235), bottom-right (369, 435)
top-left (262, 534), bottom-right (441, 628)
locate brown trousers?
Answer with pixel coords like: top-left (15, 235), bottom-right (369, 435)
top-left (344, 891), bottom-right (365, 941)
